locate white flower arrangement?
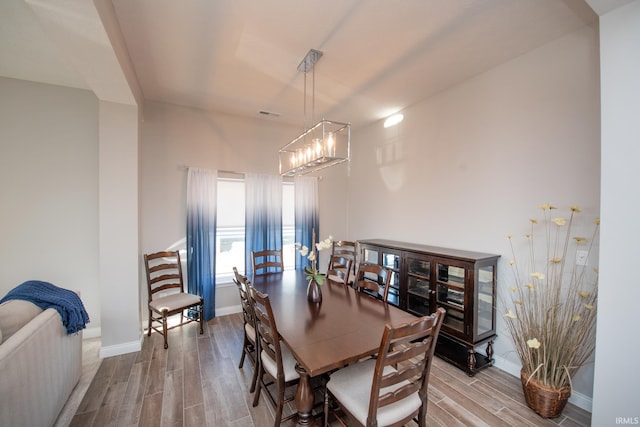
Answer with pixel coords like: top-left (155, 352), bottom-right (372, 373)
top-left (295, 229), bottom-right (332, 285)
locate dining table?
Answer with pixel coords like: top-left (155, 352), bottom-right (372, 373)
top-left (250, 269), bottom-right (417, 427)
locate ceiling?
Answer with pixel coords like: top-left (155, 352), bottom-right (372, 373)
top-left (0, 0), bottom-right (619, 130)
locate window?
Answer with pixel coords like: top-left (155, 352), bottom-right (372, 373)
top-left (282, 182), bottom-right (295, 270)
top-left (215, 178), bottom-right (295, 281)
top-left (216, 178), bottom-right (246, 280)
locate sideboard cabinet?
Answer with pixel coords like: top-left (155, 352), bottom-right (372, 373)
top-left (358, 239), bottom-right (500, 376)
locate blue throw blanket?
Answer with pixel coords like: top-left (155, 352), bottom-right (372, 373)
top-left (0, 280), bottom-right (90, 334)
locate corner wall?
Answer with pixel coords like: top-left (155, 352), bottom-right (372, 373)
top-left (0, 77), bottom-right (101, 337)
top-left (592, 0), bottom-right (640, 424)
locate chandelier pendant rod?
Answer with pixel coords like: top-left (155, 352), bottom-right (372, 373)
top-left (303, 68), bottom-right (308, 132)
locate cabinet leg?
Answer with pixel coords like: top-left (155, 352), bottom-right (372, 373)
top-left (486, 340), bottom-right (494, 362)
top-left (467, 349), bottom-right (476, 377)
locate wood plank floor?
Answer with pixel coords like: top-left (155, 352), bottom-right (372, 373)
top-left (57, 313), bottom-right (591, 426)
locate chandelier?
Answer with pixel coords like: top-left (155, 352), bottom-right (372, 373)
top-left (279, 49), bottom-right (351, 176)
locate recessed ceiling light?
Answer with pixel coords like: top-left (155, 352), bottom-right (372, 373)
top-left (383, 113), bottom-right (404, 128)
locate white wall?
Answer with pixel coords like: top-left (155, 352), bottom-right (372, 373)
top-left (139, 102), bottom-right (299, 313)
top-left (98, 100), bottom-right (141, 357)
top-left (0, 77), bottom-right (101, 337)
top-left (325, 24), bottom-right (601, 408)
top-left (592, 1), bottom-right (640, 424)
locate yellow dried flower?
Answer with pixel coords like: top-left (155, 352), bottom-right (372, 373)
top-left (570, 205), bottom-right (582, 213)
top-left (525, 283), bottom-right (536, 290)
top-left (524, 232), bottom-right (532, 238)
top-left (552, 217), bottom-right (566, 226)
top-left (530, 272), bottom-right (544, 280)
top-left (584, 304), bottom-right (594, 311)
top-left (527, 338), bottom-right (541, 349)
top-left (508, 259), bottom-right (515, 265)
top-left (539, 204), bottom-right (557, 210)
top-left (573, 314), bottom-right (581, 321)
top-left (573, 237), bottom-right (587, 244)
top-left (510, 287), bottom-right (517, 292)
top-left (504, 310), bottom-right (516, 319)
top-left (506, 233), bottom-right (513, 239)
top-left (578, 291), bottom-right (590, 298)
top-left (595, 217), bottom-right (600, 225)
top-left (529, 219), bottom-right (538, 224)
top-left (550, 257), bottom-right (562, 263)
top-left (514, 300), bottom-right (524, 305)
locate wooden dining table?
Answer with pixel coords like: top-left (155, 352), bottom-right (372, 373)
top-left (250, 269), bottom-right (417, 426)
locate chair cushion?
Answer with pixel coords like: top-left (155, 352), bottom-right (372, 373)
top-left (149, 292), bottom-right (201, 314)
top-left (261, 342), bottom-right (300, 382)
top-left (0, 299), bottom-right (44, 342)
top-left (327, 274), bottom-right (345, 284)
top-left (327, 358), bottom-right (422, 426)
top-left (245, 322), bottom-right (256, 343)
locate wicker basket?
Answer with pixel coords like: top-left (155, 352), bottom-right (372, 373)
top-left (520, 370), bottom-right (571, 418)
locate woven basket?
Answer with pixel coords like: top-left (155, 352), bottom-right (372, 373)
top-left (520, 370), bottom-right (571, 418)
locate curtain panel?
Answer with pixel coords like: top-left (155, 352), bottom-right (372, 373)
top-left (294, 176), bottom-right (319, 270)
top-left (245, 173), bottom-right (283, 276)
top-left (186, 168), bottom-right (217, 321)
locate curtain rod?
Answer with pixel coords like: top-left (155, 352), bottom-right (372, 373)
top-left (178, 165), bottom-right (245, 176)
top-left (178, 165), bottom-right (306, 180)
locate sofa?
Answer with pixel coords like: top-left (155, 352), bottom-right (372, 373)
top-left (0, 290), bottom-right (84, 427)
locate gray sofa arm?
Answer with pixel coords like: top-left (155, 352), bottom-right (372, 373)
top-left (0, 308), bottom-right (82, 427)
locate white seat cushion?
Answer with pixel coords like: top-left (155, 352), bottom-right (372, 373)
top-left (245, 322), bottom-right (256, 343)
top-left (327, 358), bottom-right (422, 426)
top-left (327, 274), bottom-right (345, 283)
top-left (261, 342), bottom-right (300, 382)
top-left (149, 292), bottom-right (201, 314)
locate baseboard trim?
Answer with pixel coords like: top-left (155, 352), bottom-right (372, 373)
top-left (99, 336), bottom-right (142, 358)
top-left (216, 304), bottom-right (242, 317)
top-left (493, 355), bottom-right (592, 413)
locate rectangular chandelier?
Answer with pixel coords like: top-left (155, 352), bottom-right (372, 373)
top-left (279, 119), bottom-right (350, 176)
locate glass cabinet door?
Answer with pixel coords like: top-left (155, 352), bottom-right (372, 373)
top-left (382, 251), bottom-right (400, 305)
top-left (407, 257), bottom-right (431, 316)
top-left (362, 248), bottom-right (378, 264)
top-left (476, 265), bottom-right (495, 336)
top-left (436, 263), bottom-right (466, 334)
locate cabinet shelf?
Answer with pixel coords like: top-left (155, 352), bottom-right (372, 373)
top-left (439, 300), bottom-right (464, 312)
top-left (359, 239), bottom-right (500, 376)
top-left (437, 281), bottom-right (465, 291)
top-left (408, 288), bottom-right (430, 298)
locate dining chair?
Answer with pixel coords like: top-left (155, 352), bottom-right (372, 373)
top-left (251, 249), bottom-right (284, 276)
top-left (331, 240), bottom-right (357, 283)
top-left (249, 285), bottom-right (300, 426)
top-left (326, 254), bottom-right (353, 285)
top-left (143, 250), bottom-right (204, 349)
top-left (323, 308), bottom-right (446, 427)
top-left (233, 266), bottom-right (259, 393)
top-left (354, 263), bottom-right (393, 303)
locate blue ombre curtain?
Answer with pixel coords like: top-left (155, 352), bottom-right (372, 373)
top-left (294, 176), bottom-right (319, 270)
top-left (245, 173), bottom-right (283, 277)
top-left (186, 168), bottom-right (217, 321)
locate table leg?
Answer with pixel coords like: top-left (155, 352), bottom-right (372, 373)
top-left (294, 364), bottom-right (317, 427)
